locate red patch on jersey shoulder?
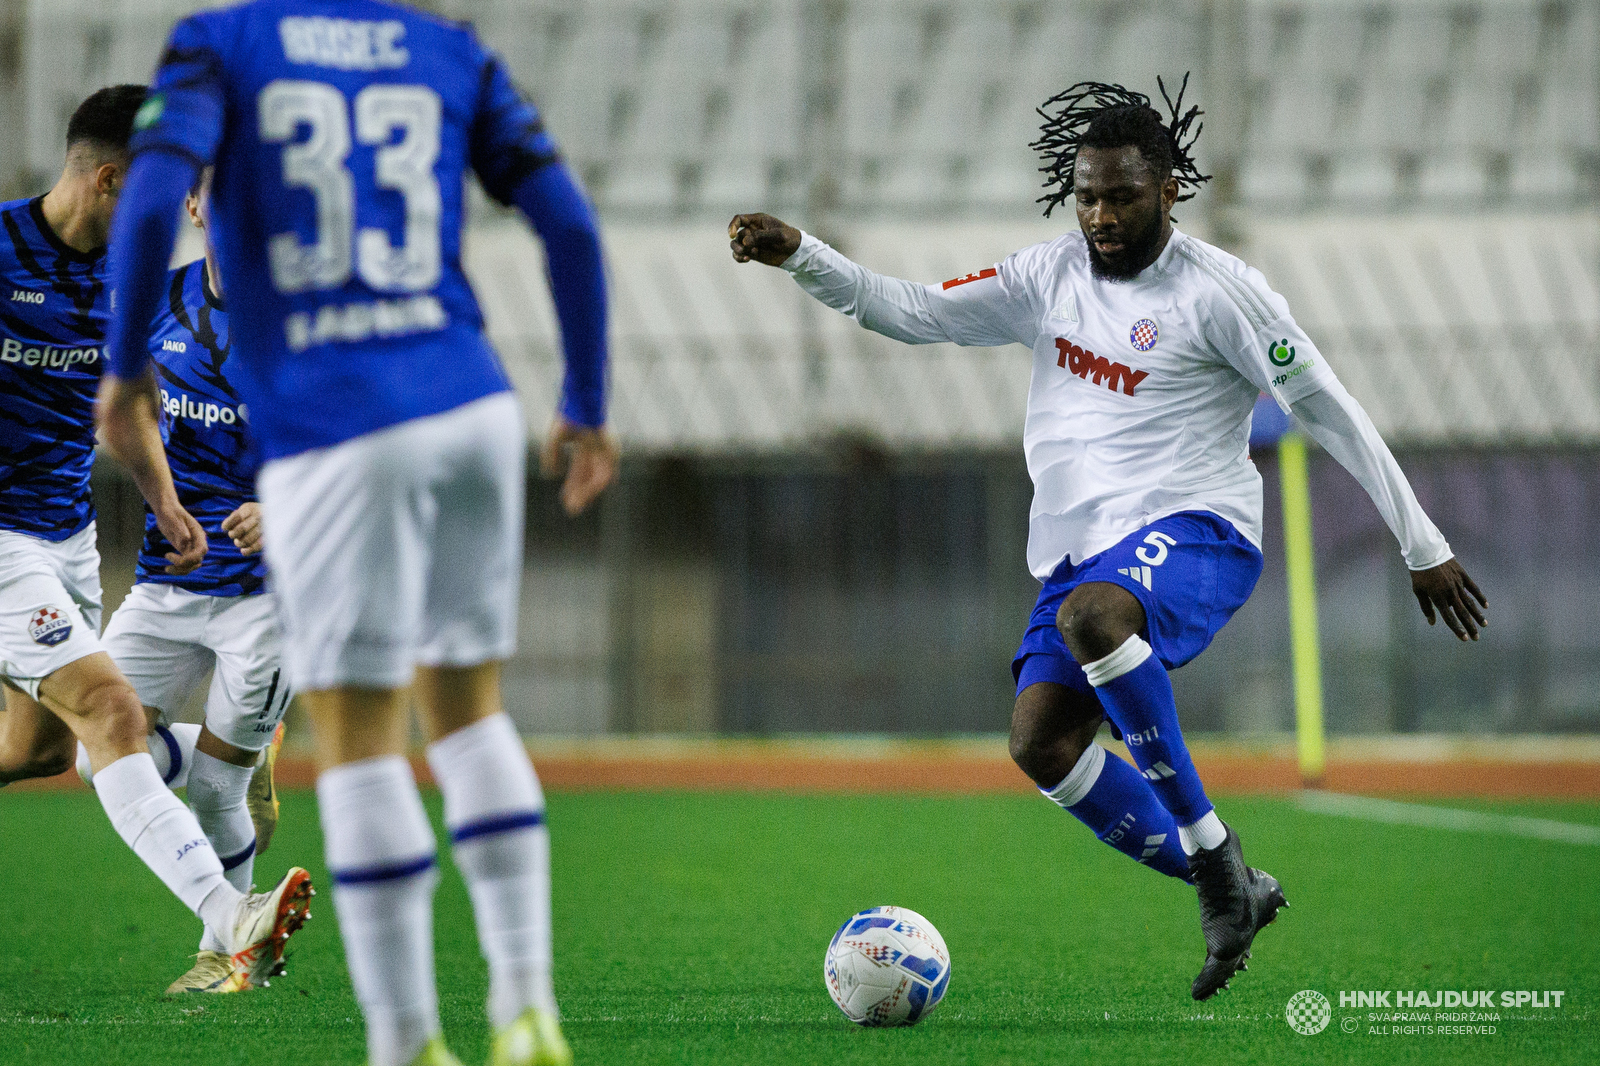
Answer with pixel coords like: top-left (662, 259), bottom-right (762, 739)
top-left (941, 268), bottom-right (997, 290)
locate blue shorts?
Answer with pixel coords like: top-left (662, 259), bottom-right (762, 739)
top-left (1011, 511), bottom-right (1264, 696)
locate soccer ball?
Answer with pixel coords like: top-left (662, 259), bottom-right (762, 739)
top-left (824, 906), bottom-right (951, 1026)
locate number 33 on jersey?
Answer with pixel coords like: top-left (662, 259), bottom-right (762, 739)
top-left (130, 1), bottom-right (564, 460)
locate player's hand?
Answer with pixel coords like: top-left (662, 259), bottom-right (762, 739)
top-left (729, 213), bottom-right (802, 266)
top-left (540, 417), bottom-right (619, 517)
top-left (1411, 559), bottom-right (1488, 641)
top-left (221, 501), bottom-right (263, 556)
top-left (154, 502), bottom-right (208, 576)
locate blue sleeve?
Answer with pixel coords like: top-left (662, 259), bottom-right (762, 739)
top-left (129, 15), bottom-right (227, 169)
top-left (108, 15), bottom-right (223, 378)
top-left (511, 165), bottom-right (608, 429)
top-left (107, 152), bottom-right (201, 379)
top-left (468, 51), bottom-right (561, 206)
top-left (471, 49), bottom-right (609, 427)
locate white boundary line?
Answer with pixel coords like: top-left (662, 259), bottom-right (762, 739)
top-left (1298, 791), bottom-right (1600, 847)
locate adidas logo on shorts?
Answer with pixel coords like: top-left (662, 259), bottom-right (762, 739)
top-left (1117, 565), bottom-right (1154, 590)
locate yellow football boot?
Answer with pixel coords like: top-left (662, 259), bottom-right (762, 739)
top-left (392, 1037), bottom-right (464, 1066)
top-left (247, 722), bottom-right (286, 854)
top-left (489, 1008), bottom-right (572, 1066)
top-left (165, 950), bottom-right (239, 994)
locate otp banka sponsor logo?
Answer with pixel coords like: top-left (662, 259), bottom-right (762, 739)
top-left (1, 336), bottom-right (99, 370)
top-left (162, 388), bottom-right (247, 428)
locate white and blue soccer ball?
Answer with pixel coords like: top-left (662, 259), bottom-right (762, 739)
top-left (824, 906), bottom-right (951, 1026)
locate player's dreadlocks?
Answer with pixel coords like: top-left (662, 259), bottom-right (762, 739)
top-left (1030, 74), bottom-right (1211, 218)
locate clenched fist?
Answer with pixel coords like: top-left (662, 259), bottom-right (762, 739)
top-left (728, 213), bottom-right (802, 266)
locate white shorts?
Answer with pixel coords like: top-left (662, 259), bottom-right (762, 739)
top-left (258, 392), bottom-right (525, 691)
top-left (101, 583), bottom-right (290, 752)
top-left (0, 524), bottom-right (104, 698)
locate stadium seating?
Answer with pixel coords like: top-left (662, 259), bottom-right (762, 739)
top-left (7, 0), bottom-right (1594, 454)
top-left (11, 0), bottom-right (1593, 213)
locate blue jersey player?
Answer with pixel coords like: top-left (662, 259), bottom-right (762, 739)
top-left (0, 87), bottom-right (313, 993)
top-left (103, 5), bottom-right (614, 1065)
top-left (79, 170), bottom-right (302, 994)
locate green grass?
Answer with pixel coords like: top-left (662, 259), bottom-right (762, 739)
top-left (1, 788), bottom-right (1596, 1065)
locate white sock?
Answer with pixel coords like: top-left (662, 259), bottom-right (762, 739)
top-left (93, 753), bottom-right (241, 926)
top-left (319, 756), bottom-right (442, 1066)
top-left (76, 722), bottom-right (202, 789)
top-left (1040, 743), bottom-right (1107, 809)
top-left (188, 750), bottom-right (258, 953)
top-left (1178, 809), bottom-right (1227, 855)
top-left (426, 712), bottom-right (555, 1027)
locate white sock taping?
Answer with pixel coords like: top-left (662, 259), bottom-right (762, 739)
top-left (93, 752), bottom-right (239, 921)
top-left (427, 712), bottom-right (555, 1025)
top-left (1082, 635), bottom-right (1154, 688)
top-left (188, 750), bottom-right (258, 953)
top-left (1178, 809), bottom-right (1227, 855)
top-left (77, 722), bottom-right (202, 789)
top-left (318, 756), bottom-right (441, 1066)
top-left (1040, 743), bottom-right (1107, 809)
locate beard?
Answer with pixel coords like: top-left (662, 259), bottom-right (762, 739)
top-left (1086, 214), bottom-right (1165, 281)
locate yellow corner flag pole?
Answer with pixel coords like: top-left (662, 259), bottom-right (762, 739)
top-left (1278, 432), bottom-right (1326, 786)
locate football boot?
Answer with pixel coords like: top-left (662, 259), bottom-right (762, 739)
top-left (1188, 823), bottom-right (1286, 1000)
top-left (489, 1007), bottom-right (573, 1066)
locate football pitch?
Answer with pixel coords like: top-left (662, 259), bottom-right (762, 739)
top-left (2, 787), bottom-right (1595, 1066)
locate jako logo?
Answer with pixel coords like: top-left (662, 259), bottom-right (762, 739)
top-left (161, 388), bottom-right (244, 427)
top-left (10, 289), bottom-right (43, 304)
top-left (162, 339), bottom-right (186, 353)
top-left (174, 838), bottom-right (211, 861)
top-left (1054, 338), bottom-right (1149, 396)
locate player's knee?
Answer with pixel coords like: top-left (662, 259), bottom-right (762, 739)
top-left (1056, 584), bottom-right (1144, 662)
top-left (75, 678), bottom-right (148, 749)
top-left (1009, 686), bottom-right (1097, 786)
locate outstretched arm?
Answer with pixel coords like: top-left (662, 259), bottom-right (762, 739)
top-left (1290, 381), bottom-right (1487, 640)
top-left (729, 213), bottom-right (1036, 348)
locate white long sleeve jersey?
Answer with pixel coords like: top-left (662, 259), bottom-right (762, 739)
top-left (783, 227), bottom-right (1452, 580)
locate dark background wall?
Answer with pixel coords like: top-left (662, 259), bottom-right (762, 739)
top-left (92, 445), bottom-right (1600, 736)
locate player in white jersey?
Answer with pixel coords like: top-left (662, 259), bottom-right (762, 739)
top-left (730, 78), bottom-right (1487, 1000)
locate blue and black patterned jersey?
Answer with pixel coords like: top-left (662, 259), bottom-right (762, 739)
top-left (0, 196), bottom-right (108, 540)
top-left (137, 259), bottom-right (266, 596)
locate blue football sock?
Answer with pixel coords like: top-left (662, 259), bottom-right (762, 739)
top-left (1041, 744), bottom-right (1190, 881)
top-left (1084, 636), bottom-right (1214, 827)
